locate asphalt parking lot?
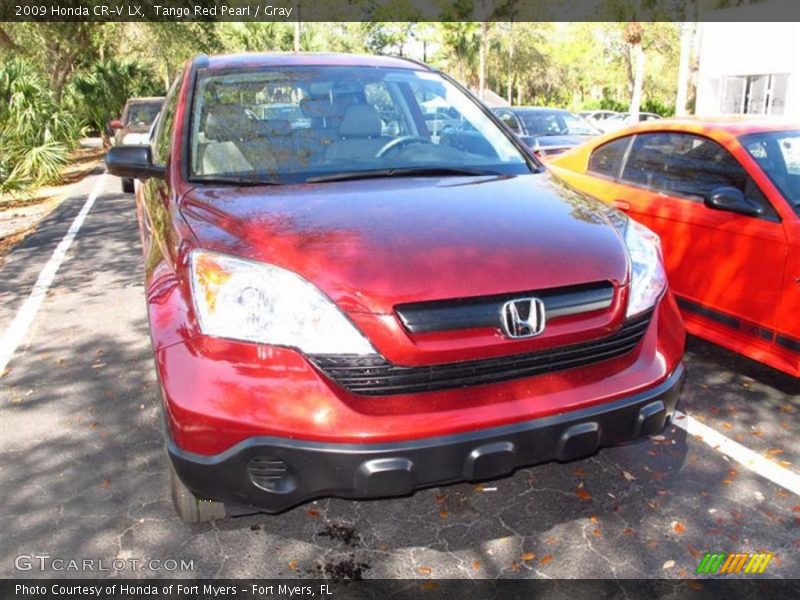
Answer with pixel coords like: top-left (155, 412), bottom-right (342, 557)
top-left (1, 171), bottom-right (798, 580)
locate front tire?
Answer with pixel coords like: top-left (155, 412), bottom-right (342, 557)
top-left (122, 178), bottom-right (134, 193)
top-left (170, 461), bottom-right (227, 524)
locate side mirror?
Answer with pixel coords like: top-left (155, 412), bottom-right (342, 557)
top-left (105, 145), bottom-right (165, 181)
top-left (703, 186), bottom-right (763, 217)
top-left (109, 119), bottom-right (123, 130)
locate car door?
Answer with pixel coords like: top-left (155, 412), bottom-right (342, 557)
top-left (772, 142), bottom-right (800, 362)
top-left (778, 220), bottom-right (800, 365)
top-left (609, 132), bottom-right (788, 339)
top-left (741, 130), bottom-right (800, 367)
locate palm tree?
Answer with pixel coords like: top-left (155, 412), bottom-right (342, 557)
top-left (0, 59), bottom-right (81, 194)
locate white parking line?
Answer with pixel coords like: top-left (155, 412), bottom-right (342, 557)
top-left (0, 173), bottom-right (107, 375)
top-left (673, 410), bottom-right (800, 496)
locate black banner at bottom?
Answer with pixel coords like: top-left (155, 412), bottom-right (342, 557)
top-left (3, 579), bottom-right (800, 600)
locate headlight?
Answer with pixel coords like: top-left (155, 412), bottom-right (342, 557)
top-left (189, 250), bottom-right (375, 355)
top-left (624, 219), bottom-right (667, 317)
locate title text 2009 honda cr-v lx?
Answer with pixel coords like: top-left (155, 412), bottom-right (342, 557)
top-left (106, 53), bottom-right (686, 523)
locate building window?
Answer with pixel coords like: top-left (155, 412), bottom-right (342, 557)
top-left (720, 74), bottom-right (789, 115)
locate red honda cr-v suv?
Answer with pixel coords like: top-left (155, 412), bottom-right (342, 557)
top-left (106, 53), bottom-right (686, 523)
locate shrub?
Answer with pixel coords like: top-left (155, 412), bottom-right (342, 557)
top-left (0, 59), bottom-right (83, 195)
top-left (579, 96), bottom-right (627, 113)
top-left (641, 98), bottom-right (674, 117)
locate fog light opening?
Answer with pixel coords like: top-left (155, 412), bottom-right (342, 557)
top-left (247, 456), bottom-right (297, 494)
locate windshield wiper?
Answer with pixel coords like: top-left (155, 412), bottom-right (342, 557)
top-left (306, 166), bottom-right (496, 184)
top-left (191, 175), bottom-right (283, 186)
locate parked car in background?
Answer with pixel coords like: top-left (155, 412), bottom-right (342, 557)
top-left (493, 107), bottom-right (600, 159)
top-left (105, 52), bottom-right (685, 523)
top-left (549, 120), bottom-right (800, 377)
top-left (579, 110), bottom-right (620, 127)
top-left (109, 96), bottom-right (164, 192)
top-left (595, 111), bottom-right (662, 133)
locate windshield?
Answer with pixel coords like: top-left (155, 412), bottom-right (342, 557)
top-left (518, 111), bottom-right (598, 136)
top-left (741, 130), bottom-right (800, 215)
top-left (125, 102), bottom-right (162, 127)
top-left (189, 66), bottom-right (531, 184)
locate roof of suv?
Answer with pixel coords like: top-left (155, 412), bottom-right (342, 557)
top-left (199, 52), bottom-right (431, 71)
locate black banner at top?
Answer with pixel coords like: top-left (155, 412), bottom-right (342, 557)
top-left (3, 0), bottom-right (800, 22)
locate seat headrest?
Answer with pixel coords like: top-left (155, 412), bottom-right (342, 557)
top-left (247, 119), bottom-right (292, 139)
top-left (333, 92), bottom-right (359, 115)
top-left (205, 105), bottom-right (247, 141)
top-left (300, 96), bottom-right (336, 119)
top-left (339, 104), bottom-right (382, 138)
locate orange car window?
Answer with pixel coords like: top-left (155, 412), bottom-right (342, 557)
top-left (588, 137), bottom-right (631, 179)
top-left (619, 132), bottom-right (778, 219)
top-left (742, 130), bottom-right (800, 217)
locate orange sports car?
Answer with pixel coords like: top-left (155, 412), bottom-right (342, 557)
top-left (549, 119), bottom-right (800, 377)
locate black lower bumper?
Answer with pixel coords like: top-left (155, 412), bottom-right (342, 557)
top-left (168, 364), bottom-right (685, 514)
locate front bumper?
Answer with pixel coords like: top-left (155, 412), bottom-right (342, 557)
top-left (168, 363), bottom-right (684, 514)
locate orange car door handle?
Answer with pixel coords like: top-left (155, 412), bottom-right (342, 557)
top-left (613, 199), bottom-right (631, 211)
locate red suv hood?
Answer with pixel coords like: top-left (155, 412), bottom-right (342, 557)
top-left (180, 174), bottom-right (628, 316)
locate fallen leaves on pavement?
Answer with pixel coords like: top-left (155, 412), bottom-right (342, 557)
top-left (576, 483), bottom-right (591, 501)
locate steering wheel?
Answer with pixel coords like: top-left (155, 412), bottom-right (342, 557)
top-left (375, 136), bottom-right (429, 158)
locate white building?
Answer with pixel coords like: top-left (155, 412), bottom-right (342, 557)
top-left (695, 3), bottom-right (800, 118)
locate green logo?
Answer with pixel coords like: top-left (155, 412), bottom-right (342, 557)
top-left (696, 552), bottom-right (773, 574)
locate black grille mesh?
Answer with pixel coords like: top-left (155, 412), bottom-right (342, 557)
top-left (311, 311), bottom-right (652, 396)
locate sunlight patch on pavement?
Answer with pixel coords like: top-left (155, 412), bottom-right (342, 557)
top-left (0, 173), bottom-right (108, 375)
top-left (674, 410), bottom-right (800, 496)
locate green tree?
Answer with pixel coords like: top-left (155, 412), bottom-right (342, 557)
top-left (0, 23), bottom-right (100, 103)
top-left (436, 22), bottom-right (480, 84)
top-left (218, 22), bottom-right (296, 53)
top-left (363, 0), bottom-right (422, 56)
top-left (362, 23), bottom-right (418, 56)
top-left (138, 23), bottom-right (221, 88)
